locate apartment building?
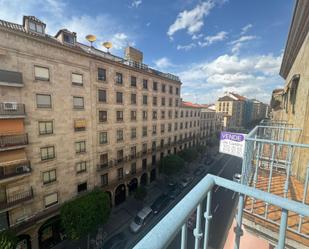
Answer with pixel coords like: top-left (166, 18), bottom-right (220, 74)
top-left (0, 15), bottom-right (202, 249)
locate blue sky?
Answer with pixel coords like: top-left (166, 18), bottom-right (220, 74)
top-left (0, 0), bottom-right (294, 103)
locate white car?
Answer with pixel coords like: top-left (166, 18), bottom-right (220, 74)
top-left (129, 206), bottom-right (152, 233)
top-left (233, 173), bottom-right (242, 183)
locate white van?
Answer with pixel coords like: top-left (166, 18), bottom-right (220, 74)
top-left (129, 206), bottom-right (152, 233)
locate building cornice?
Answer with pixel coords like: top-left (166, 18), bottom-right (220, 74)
top-left (280, 0), bottom-right (309, 79)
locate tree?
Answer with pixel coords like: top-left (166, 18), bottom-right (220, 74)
top-left (0, 231), bottom-right (17, 249)
top-left (60, 189), bottom-right (111, 240)
top-left (178, 148), bottom-right (199, 162)
top-left (134, 186), bottom-right (147, 201)
top-left (196, 145), bottom-right (207, 154)
top-left (160, 154), bottom-right (185, 176)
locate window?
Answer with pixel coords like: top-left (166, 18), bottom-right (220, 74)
top-left (142, 158), bottom-right (147, 170)
top-left (131, 127), bottom-right (137, 139)
top-left (131, 163), bottom-right (136, 175)
top-left (39, 121), bottom-right (53, 135)
top-left (77, 182), bottom-right (87, 193)
top-left (63, 33), bottom-right (74, 44)
top-left (180, 123), bottom-right (183, 130)
top-left (117, 129), bottom-right (124, 142)
top-left (161, 97), bottom-right (165, 106)
top-left (99, 132), bottom-right (108, 144)
top-left (98, 68), bottom-right (106, 81)
top-left (168, 123), bottom-right (172, 132)
top-left (101, 173), bottom-right (108, 186)
top-left (131, 93), bottom-right (137, 104)
top-left (43, 169), bottom-right (56, 184)
top-left (99, 110), bottom-right (107, 122)
top-left (143, 79), bottom-right (148, 89)
top-left (152, 125), bottom-right (157, 135)
top-left (118, 168), bottom-right (124, 180)
top-left (142, 143), bottom-right (147, 154)
top-left (44, 193), bottom-right (58, 208)
top-left (41, 146), bottom-right (55, 161)
top-left (186, 111), bottom-right (189, 117)
top-left (29, 21), bottom-right (43, 34)
top-left (116, 92), bottom-right (123, 104)
top-left (36, 94), bottom-right (51, 108)
top-left (131, 110), bottom-right (137, 121)
top-left (176, 87), bottom-right (179, 95)
top-left (116, 111), bottom-right (124, 122)
top-left (175, 111), bottom-right (178, 118)
top-left (143, 111), bottom-right (147, 120)
top-left (162, 84), bottom-right (166, 93)
top-left (168, 110), bottom-right (172, 119)
top-left (169, 98), bottom-right (172, 107)
top-left (153, 81), bottom-right (158, 91)
top-left (153, 96), bottom-right (157, 106)
top-left (34, 66), bottom-right (49, 81)
top-left (174, 122), bottom-right (178, 131)
top-left (142, 126), bottom-right (147, 137)
top-left (161, 124), bottom-right (165, 133)
top-left (116, 72), bottom-right (123, 84)
top-left (74, 119), bottom-right (86, 132)
top-left (143, 95), bottom-right (148, 105)
top-left (75, 141), bottom-right (86, 153)
top-left (73, 96), bottom-right (84, 109)
top-left (131, 76), bottom-right (137, 87)
top-left (100, 153), bottom-right (108, 167)
top-left (117, 149), bottom-right (124, 163)
top-left (76, 161), bottom-right (87, 173)
top-left (161, 111), bottom-right (165, 119)
top-left (181, 111), bottom-right (184, 118)
top-left (152, 111), bottom-right (157, 120)
top-left (131, 146), bottom-right (136, 158)
top-left (152, 141), bottom-right (157, 151)
top-left (98, 89), bottom-right (106, 102)
top-left (169, 86), bottom-right (173, 94)
top-left (72, 73), bottom-right (83, 86)
top-left (175, 99), bottom-right (179, 107)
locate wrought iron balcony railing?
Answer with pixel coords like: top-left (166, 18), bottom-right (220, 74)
top-left (0, 103), bottom-right (25, 117)
top-left (0, 134), bottom-right (28, 150)
top-left (0, 187), bottom-right (34, 210)
top-left (133, 174), bottom-right (309, 249)
top-left (0, 161), bottom-right (31, 180)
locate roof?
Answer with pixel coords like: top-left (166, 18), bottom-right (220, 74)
top-left (280, 0), bottom-right (309, 79)
top-left (229, 92), bottom-right (247, 101)
top-left (0, 16), bottom-right (181, 83)
top-left (181, 101), bottom-right (203, 108)
top-left (218, 96), bottom-right (235, 101)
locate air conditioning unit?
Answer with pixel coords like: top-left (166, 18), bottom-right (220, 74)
top-left (3, 102), bottom-right (17, 110)
top-left (16, 165), bottom-right (30, 173)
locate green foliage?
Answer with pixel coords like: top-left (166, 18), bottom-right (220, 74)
top-left (0, 230), bottom-right (17, 249)
top-left (160, 154), bottom-right (185, 176)
top-left (196, 145), bottom-right (207, 155)
top-left (60, 189), bottom-right (111, 240)
top-left (134, 186), bottom-right (147, 201)
top-left (208, 132), bottom-right (220, 146)
top-left (178, 148), bottom-right (199, 162)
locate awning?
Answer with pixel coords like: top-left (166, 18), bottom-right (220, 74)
top-left (0, 149), bottom-right (27, 166)
top-left (74, 119), bottom-right (86, 128)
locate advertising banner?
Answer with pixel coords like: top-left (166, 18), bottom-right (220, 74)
top-left (219, 131), bottom-right (246, 158)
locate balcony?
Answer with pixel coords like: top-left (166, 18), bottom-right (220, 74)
top-left (133, 122), bottom-right (309, 249)
top-left (0, 103), bottom-right (25, 118)
top-left (0, 187), bottom-right (34, 210)
top-left (0, 69), bottom-right (23, 87)
top-left (0, 160), bottom-right (31, 182)
top-left (0, 134), bottom-right (28, 151)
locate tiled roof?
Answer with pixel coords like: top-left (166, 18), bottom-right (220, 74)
top-left (230, 92), bottom-right (247, 101)
top-left (218, 96), bottom-right (235, 101)
top-left (181, 101), bottom-right (203, 108)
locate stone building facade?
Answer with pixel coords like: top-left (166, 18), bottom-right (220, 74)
top-left (0, 15), bottom-right (206, 249)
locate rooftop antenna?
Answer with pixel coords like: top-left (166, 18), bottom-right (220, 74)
top-left (85, 34), bottom-right (96, 47)
top-left (102, 42), bottom-right (113, 53)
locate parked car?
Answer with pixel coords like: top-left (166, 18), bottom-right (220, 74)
top-left (180, 176), bottom-right (193, 188)
top-left (194, 167), bottom-right (205, 177)
top-left (187, 210), bottom-right (196, 230)
top-left (151, 194), bottom-right (171, 214)
top-left (167, 183), bottom-right (183, 199)
top-left (102, 232), bottom-right (127, 249)
top-left (233, 173), bottom-right (242, 183)
top-left (129, 206), bottom-right (153, 233)
top-left (205, 157), bottom-right (214, 165)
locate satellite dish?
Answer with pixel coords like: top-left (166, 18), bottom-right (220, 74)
top-left (85, 34), bottom-right (96, 47)
top-left (103, 42), bottom-right (113, 53)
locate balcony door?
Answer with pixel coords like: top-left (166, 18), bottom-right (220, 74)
top-left (0, 186), bottom-right (6, 203)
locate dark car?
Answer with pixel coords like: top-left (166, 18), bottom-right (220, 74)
top-left (205, 157), bottom-right (214, 165)
top-left (151, 194), bottom-right (171, 214)
top-left (167, 183), bottom-right (182, 199)
top-left (194, 168), bottom-right (205, 177)
top-left (102, 232), bottom-right (127, 249)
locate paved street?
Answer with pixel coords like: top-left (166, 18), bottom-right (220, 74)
top-left (166, 155), bottom-right (242, 249)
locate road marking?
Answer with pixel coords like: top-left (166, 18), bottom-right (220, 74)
top-left (214, 204), bottom-right (219, 213)
top-left (218, 156), bottom-right (234, 176)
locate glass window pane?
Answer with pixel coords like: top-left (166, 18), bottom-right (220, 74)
top-left (72, 73), bottom-right (83, 84)
top-left (35, 66), bottom-right (49, 80)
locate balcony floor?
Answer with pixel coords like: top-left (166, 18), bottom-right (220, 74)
top-left (244, 168), bottom-right (309, 247)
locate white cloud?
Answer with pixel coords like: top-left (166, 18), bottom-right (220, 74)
top-left (0, 0), bottom-right (135, 52)
top-left (229, 35), bottom-right (257, 54)
top-left (178, 53), bottom-right (283, 103)
top-left (154, 57), bottom-right (174, 69)
top-left (177, 43), bottom-right (196, 51)
top-left (241, 23), bottom-right (253, 35)
top-left (131, 0), bottom-right (142, 8)
top-left (192, 33), bottom-right (203, 40)
top-left (167, 1), bottom-right (215, 39)
top-left (198, 31), bottom-right (228, 47)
